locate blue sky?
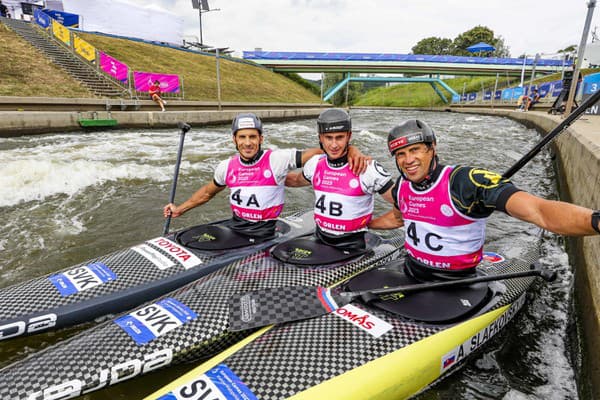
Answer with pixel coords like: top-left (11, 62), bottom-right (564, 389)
top-left (87, 0), bottom-right (600, 58)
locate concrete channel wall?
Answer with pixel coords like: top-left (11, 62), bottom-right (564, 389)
top-left (451, 107), bottom-right (600, 399)
top-left (0, 106), bottom-right (324, 137)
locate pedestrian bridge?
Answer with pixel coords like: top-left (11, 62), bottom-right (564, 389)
top-left (243, 51), bottom-right (569, 77)
top-left (243, 51), bottom-right (570, 103)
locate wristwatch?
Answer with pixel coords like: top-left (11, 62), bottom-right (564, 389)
top-left (592, 210), bottom-right (600, 234)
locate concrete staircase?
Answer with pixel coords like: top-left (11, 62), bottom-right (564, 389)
top-left (1, 17), bottom-right (127, 98)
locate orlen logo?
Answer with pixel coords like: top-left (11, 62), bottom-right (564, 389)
top-left (26, 349), bottom-right (172, 400)
top-left (334, 304), bottom-right (393, 338)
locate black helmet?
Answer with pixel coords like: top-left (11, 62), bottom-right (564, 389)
top-left (232, 113), bottom-right (263, 136)
top-left (317, 108), bottom-right (351, 134)
top-left (387, 119), bottom-right (436, 155)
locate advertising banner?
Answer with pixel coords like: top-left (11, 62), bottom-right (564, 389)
top-left (99, 52), bottom-right (128, 83)
top-left (74, 35), bottom-right (96, 62)
top-left (51, 20), bottom-right (70, 46)
top-left (133, 71), bottom-right (180, 93)
top-left (551, 80), bottom-right (563, 97)
top-left (34, 8), bottom-right (51, 28)
top-left (512, 87), bottom-right (524, 100)
top-left (501, 89), bottom-right (513, 100)
top-left (44, 8), bottom-right (79, 27)
top-left (582, 72), bottom-right (600, 95)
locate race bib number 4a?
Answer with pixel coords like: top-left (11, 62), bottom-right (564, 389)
top-left (157, 364), bottom-right (257, 400)
top-left (114, 298), bottom-right (197, 345)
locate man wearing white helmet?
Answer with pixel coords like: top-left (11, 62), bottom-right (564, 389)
top-left (163, 113), bottom-right (369, 239)
top-left (369, 119), bottom-right (600, 281)
top-left (286, 108), bottom-right (395, 249)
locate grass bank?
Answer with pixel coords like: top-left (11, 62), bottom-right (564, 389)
top-left (0, 21), bottom-right (320, 102)
top-left (0, 23), bottom-right (91, 97)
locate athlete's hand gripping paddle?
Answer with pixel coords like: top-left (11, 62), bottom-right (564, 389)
top-left (228, 267), bottom-right (556, 331)
top-left (163, 122), bottom-right (191, 236)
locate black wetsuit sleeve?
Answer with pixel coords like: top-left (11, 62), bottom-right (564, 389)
top-left (391, 177), bottom-right (402, 210)
top-left (295, 150), bottom-right (303, 168)
top-left (377, 179), bottom-right (394, 195)
top-left (213, 178), bottom-right (226, 188)
top-left (449, 166), bottom-right (521, 218)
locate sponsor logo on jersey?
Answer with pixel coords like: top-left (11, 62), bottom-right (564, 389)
top-left (49, 262), bottom-right (117, 297)
top-left (334, 304), bottom-right (393, 338)
top-left (114, 298), bottom-right (197, 345)
top-left (157, 364), bottom-right (258, 400)
top-left (440, 294), bottom-right (526, 373)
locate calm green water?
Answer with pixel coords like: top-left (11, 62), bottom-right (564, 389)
top-left (0, 109), bottom-right (577, 399)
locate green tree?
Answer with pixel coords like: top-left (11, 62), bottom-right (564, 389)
top-left (411, 37), bottom-right (454, 55)
top-left (323, 73), bottom-right (363, 106)
top-left (452, 25), bottom-right (510, 57)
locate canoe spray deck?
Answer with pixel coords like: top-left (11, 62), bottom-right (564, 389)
top-left (147, 243), bottom-right (541, 400)
top-left (0, 226), bottom-right (403, 399)
top-left (0, 210), bottom-right (313, 341)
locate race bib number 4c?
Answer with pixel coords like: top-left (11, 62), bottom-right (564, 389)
top-left (115, 298), bottom-right (197, 345)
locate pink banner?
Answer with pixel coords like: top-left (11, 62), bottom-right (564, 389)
top-left (99, 52), bottom-right (128, 83)
top-left (133, 71), bottom-right (180, 93)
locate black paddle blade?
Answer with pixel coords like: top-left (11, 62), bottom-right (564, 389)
top-left (228, 286), bottom-right (342, 331)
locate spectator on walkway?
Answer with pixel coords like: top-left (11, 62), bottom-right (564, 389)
top-left (525, 88), bottom-right (540, 111)
top-left (149, 80), bottom-right (166, 112)
top-left (0, 1), bottom-right (9, 18)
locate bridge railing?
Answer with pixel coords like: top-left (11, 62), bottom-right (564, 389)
top-left (451, 73), bottom-right (600, 108)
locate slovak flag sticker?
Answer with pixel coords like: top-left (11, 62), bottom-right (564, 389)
top-left (482, 251), bottom-right (505, 263)
top-left (441, 351), bottom-right (457, 372)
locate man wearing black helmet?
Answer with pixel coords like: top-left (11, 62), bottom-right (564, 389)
top-left (369, 119), bottom-right (600, 280)
top-left (163, 113), bottom-right (369, 239)
top-left (286, 108), bottom-right (394, 249)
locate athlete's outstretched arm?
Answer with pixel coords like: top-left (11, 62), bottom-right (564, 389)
top-left (285, 171), bottom-right (311, 188)
top-left (369, 207), bottom-right (404, 230)
top-left (505, 191), bottom-right (599, 236)
top-left (163, 181), bottom-right (225, 218)
top-left (300, 148), bottom-right (323, 166)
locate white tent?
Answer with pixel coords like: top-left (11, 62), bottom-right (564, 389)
top-left (61, 0), bottom-right (184, 45)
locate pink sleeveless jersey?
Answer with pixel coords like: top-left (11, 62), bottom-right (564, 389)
top-left (398, 166), bottom-right (486, 270)
top-left (312, 156), bottom-right (373, 234)
top-left (225, 150), bottom-right (284, 221)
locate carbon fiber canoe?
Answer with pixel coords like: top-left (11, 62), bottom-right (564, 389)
top-left (0, 209), bottom-right (315, 341)
top-left (146, 243), bottom-right (541, 400)
top-left (0, 226), bottom-right (403, 399)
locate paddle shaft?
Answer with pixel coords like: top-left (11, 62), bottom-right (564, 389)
top-left (162, 125), bottom-right (189, 236)
top-left (502, 88), bottom-right (600, 179)
top-left (339, 268), bottom-right (555, 303)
